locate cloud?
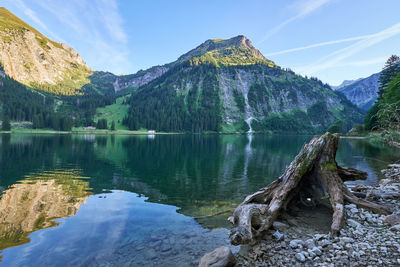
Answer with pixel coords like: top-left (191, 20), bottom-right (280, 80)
top-left (9, 0), bottom-right (66, 42)
top-left (331, 57), bottom-right (387, 68)
top-left (257, 0), bottom-right (332, 45)
top-left (265, 34), bottom-right (374, 57)
top-left (94, 0), bottom-right (128, 44)
top-left (8, 0), bottom-right (131, 74)
top-left (296, 22), bottom-right (400, 75)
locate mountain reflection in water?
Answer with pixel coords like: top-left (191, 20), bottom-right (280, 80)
top-left (0, 169), bottom-right (90, 250)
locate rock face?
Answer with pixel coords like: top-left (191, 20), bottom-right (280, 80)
top-left (337, 72), bottom-right (380, 110)
top-left (331, 79), bottom-right (361, 90)
top-left (113, 66), bottom-right (169, 92)
top-left (0, 8), bottom-right (91, 94)
top-left (199, 246), bottom-right (236, 267)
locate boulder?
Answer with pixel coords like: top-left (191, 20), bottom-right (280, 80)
top-left (383, 214), bottom-right (400, 226)
top-left (272, 221), bottom-right (289, 231)
top-left (199, 246), bottom-right (236, 267)
top-left (305, 238), bottom-right (316, 249)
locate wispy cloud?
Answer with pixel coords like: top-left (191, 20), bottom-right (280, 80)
top-left (9, 0), bottom-right (66, 42)
top-left (331, 57), bottom-right (387, 68)
top-left (8, 0), bottom-right (131, 74)
top-left (265, 34), bottom-right (375, 57)
top-left (94, 0), bottom-right (128, 44)
top-left (257, 0), bottom-right (332, 45)
top-left (296, 22), bottom-right (400, 75)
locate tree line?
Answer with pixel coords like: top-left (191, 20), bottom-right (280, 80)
top-left (0, 68), bottom-right (119, 131)
top-left (364, 55), bottom-right (400, 131)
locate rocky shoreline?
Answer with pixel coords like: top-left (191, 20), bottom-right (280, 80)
top-left (230, 163), bottom-right (400, 267)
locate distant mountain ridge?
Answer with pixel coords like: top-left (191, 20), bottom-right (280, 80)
top-left (331, 79), bottom-right (361, 90)
top-left (337, 73), bottom-right (380, 110)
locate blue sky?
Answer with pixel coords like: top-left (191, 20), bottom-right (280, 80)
top-left (3, 0), bottom-right (400, 85)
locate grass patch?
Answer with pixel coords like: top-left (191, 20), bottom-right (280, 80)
top-left (221, 120), bottom-right (249, 133)
top-left (94, 96), bottom-right (130, 130)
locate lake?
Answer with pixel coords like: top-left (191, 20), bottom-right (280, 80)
top-left (0, 134), bottom-right (399, 266)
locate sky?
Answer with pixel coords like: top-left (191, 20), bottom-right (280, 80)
top-left (3, 0), bottom-right (400, 85)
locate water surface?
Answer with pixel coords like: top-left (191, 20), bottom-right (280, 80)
top-left (0, 134), bottom-right (399, 266)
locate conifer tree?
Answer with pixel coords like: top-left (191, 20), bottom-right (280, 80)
top-left (2, 116), bottom-right (11, 131)
top-left (378, 55), bottom-right (400, 99)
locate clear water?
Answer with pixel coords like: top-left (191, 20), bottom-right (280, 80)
top-left (0, 134), bottom-right (399, 266)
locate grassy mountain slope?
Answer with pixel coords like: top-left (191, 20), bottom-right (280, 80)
top-left (94, 96), bottom-right (130, 130)
top-left (0, 7), bottom-right (92, 95)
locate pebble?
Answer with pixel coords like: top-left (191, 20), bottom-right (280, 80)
top-left (295, 252), bottom-right (306, 262)
top-left (311, 247), bottom-right (322, 256)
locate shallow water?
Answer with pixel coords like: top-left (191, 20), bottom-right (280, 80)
top-left (0, 134), bottom-right (399, 266)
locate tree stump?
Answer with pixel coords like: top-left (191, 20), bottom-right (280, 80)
top-left (228, 133), bottom-right (391, 245)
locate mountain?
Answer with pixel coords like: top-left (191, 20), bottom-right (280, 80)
top-left (337, 73), bottom-right (380, 111)
top-left (331, 79), bottom-right (361, 90)
top-left (112, 35), bottom-right (274, 93)
top-left (123, 36), bottom-right (364, 133)
top-left (0, 7), bottom-right (91, 95)
top-left (0, 8), bottom-right (126, 128)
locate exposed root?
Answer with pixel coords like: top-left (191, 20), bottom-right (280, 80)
top-left (229, 133), bottom-right (392, 245)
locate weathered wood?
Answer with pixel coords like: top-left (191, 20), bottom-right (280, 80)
top-left (228, 133), bottom-right (391, 245)
top-left (337, 166), bottom-right (367, 181)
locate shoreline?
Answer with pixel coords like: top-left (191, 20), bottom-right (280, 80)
top-left (0, 129), bottom-right (183, 135)
top-left (234, 163), bottom-right (400, 266)
top-left (0, 130), bottom-right (379, 138)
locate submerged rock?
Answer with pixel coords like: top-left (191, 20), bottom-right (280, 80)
top-left (198, 246), bottom-right (236, 267)
top-left (272, 221), bottom-right (289, 231)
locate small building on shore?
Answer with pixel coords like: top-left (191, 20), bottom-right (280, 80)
top-left (83, 126), bottom-right (96, 130)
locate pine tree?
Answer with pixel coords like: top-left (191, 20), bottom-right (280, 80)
top-left (2, 116), bottom-right (11, 131)
top-left (378, 55), bottom-right (400, 99)
top-left (96, 119), bottom-right (108, 129)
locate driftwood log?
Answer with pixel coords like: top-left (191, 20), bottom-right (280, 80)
top-left (228, 133), bottom-right (391, 245)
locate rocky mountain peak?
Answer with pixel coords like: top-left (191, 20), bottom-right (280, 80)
top-left (223, 35), bottom-right (253, 48)
top-left (177, 35), bottom-right (266, 62)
